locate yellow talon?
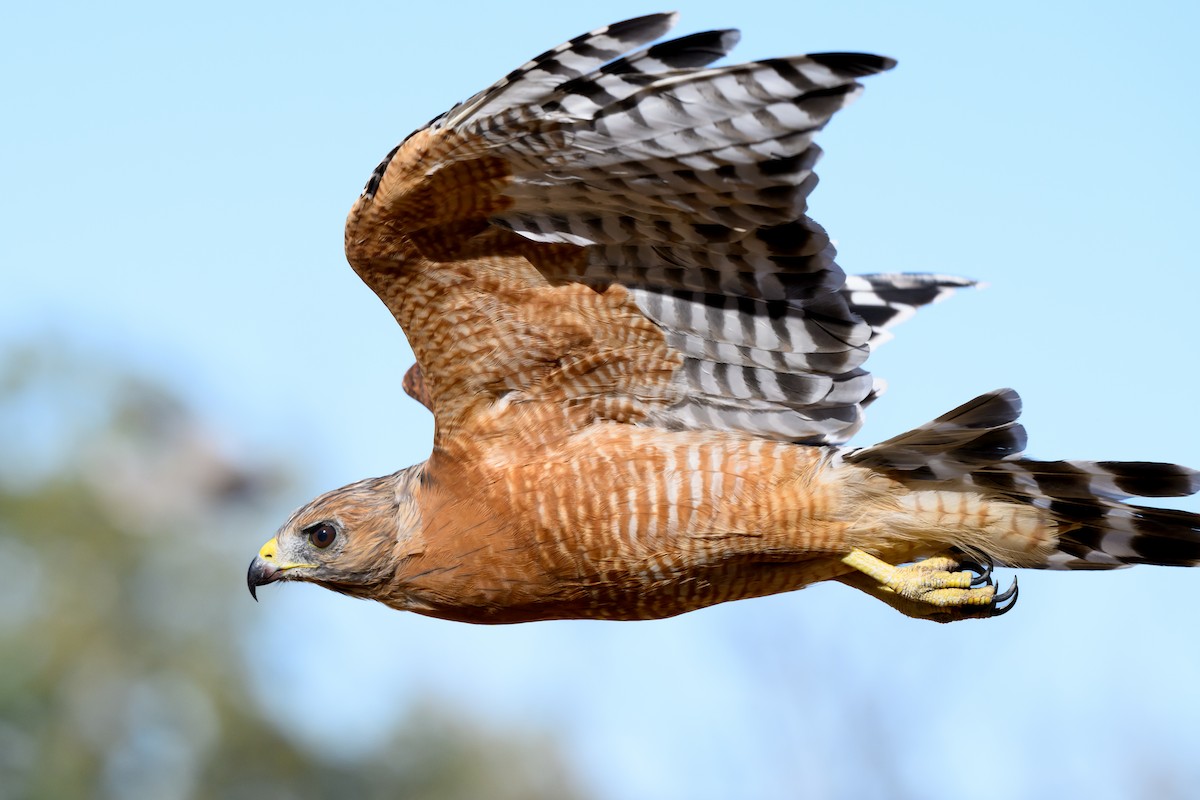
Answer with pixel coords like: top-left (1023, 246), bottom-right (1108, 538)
top-left (905, 556), bottom-right (963, 574)
top-left (918, 588), bottom-right (995, 607)
top-left (841, 549), bottom-right (1010, 608)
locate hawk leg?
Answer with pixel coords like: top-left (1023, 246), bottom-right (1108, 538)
top-left (839, 549), bottom-right (1018, 622)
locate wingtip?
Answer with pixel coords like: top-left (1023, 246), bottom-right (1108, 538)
top-left (610, 11), bottom-right (679, 40)
top-left (808, 52), bottom-right (898, 77)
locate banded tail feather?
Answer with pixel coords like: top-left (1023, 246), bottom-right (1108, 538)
top-left (848, 390), bottom-right (1200, 570)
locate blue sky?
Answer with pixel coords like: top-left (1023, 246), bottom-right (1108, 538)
top-left (6, 1), bottom-right (1200, 798)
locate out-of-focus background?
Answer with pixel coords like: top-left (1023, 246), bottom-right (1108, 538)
top-left (4, 1), bottom-right (1199, 798)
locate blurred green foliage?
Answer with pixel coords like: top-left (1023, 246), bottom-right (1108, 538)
top-left (0, 343), bottom-right (589, 800)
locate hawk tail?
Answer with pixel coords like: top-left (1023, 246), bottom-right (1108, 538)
top-left (847, 389), bottom-right (1200, 569)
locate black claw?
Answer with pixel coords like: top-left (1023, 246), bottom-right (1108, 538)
top-left (993, 576), bottom-right (1018, 603)
top-left (991, 576), bottom-right (1019, 616)
top-left (958, 555), bottom-right (994, 587)
top-left (969, 559), bottom-right (993, 587)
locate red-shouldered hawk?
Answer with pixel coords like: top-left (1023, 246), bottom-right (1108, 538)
top-left (247, 13), bottom-right (1200, 623)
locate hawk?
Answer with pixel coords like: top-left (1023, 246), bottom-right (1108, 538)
top-left (248, 13), bottom-right (1200, 622)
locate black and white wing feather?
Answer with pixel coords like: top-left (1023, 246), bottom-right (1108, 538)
top-left (372, 14), bottom-right (972, 444)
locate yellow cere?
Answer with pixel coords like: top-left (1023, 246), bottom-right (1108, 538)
top-left (257, 538), bottom-right (278, 561)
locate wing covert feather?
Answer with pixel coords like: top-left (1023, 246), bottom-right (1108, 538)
top-left (345, 15), bottom-right (971, 445)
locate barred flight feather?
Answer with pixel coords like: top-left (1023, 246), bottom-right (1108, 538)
top-left (841, 273), bottom-right (976, 347)
top-left (432, 34), bottom-right (898, 440)
top-left (358, 17), bottom-right (968, 443)
top-left (579, 245), bottom-right (842, 302)
top-left (549, 29), bottom-right (744, 118)
top-left (444, 13), bottom-right (680, 130)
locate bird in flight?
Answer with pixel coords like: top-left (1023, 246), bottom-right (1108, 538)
top-left (248, 13), bottom-right (1200, 622)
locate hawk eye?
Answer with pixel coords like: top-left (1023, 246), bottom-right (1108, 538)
top-left (306, 522), bottom-right (338, 549)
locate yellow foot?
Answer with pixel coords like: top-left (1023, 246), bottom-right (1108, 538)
top-left (840, 549), bottom-right (1018, 622)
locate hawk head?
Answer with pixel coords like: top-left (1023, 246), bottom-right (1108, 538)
top-left (248, 466), bottom-right (424, 601)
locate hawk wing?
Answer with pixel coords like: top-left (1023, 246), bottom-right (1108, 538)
top-left (347, 13), bottom-right (968, 445)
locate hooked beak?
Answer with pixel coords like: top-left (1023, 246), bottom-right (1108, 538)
top-left (247, 538), bottom-right (282, 601)
top-left (247, 537), bottom-right (320, 600)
